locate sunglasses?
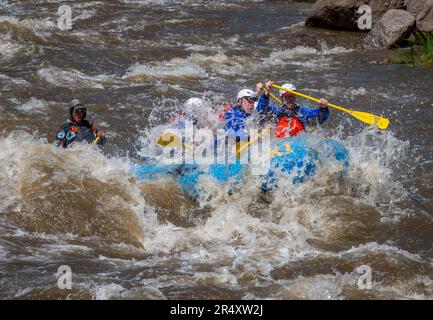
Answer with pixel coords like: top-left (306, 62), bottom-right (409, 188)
top-left (244, 97), bottom-right (257, 103)
top-left (73, 108), bottom-right (86, 115)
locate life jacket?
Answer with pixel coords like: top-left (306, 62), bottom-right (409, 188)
top-left (67, 119), bottom-right (97, 143)
top-left (218, 103), bottom-right (233, 121)
top-left (275, 116), bottom-right (305, 138)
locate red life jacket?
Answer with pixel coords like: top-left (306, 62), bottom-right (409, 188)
top-left (275, 116), bottom-right (305, 138)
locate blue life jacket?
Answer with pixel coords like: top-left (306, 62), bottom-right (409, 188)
top-left (223, 104), bottom-right (251, 141)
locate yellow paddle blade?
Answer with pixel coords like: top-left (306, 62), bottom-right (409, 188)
top-left (156, 131), bottom-right (193, 150)
top-left (377, 117), bottom-right (390, 130)
top-left (272, 84), bottom-right (390, 130)
top-left (350, 110), bottom-right (390, 129)
top-left (92, 136), bottom-right (100, 145)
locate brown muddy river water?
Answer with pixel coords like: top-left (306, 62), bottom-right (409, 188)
top-left (0, 0), bottom-right (432, 299)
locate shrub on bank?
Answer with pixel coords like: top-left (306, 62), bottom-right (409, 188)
top-left (399, 32), bottom-right (433, 65)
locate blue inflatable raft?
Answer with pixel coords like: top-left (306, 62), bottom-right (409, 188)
top-left (133, 137), bottom-right (349, 198)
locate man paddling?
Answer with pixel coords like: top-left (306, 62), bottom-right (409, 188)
top-left (256, 81), bottom-right (329, 137)
top-left (55, 99), bottom-right (106, 148)
top-left (223, 88), bottom-right (258, 140)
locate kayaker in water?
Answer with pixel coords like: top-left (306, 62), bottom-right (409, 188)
top-left (256, 81), bottom-right (329, 138)
top-left (55, 99), bottom-right (106, 148)
top-left (223, 88), bottom-right (258, 141)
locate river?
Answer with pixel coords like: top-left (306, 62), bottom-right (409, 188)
top-left (0, 0), bottom-right (432, 299)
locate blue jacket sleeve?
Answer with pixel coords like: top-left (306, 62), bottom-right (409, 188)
top-left (256, 94), bottom-right (269, 115)
top-left (256, 94), bottom-right (280, 116)
top-left (299, 105), bottom-right (329, 124)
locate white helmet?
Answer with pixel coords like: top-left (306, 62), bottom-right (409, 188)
top-left (237, 89), bottom-right (257, 101)
top-left (279, 83), bottom-right (297, 97)
top-left (184, 97), bottom-right (203, 112)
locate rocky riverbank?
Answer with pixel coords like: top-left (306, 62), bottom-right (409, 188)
top-left (294, 0), bottom-right (433, 64)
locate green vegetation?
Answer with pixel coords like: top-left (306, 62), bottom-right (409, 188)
top-left (398, 32), bottom-right (433, 66)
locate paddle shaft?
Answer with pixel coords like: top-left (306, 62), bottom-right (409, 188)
top-left (235, 127), bottom-right (270, 156)
top-left (271, 84), bottom-right (389, 129)
top-left (262, 87), bottom-right (282, 105)
top-left (182, 143), bottom-right (194, 150)
top-left (271, 84), bottom-right (349, 113)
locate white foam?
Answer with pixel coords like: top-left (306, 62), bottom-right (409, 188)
top-left (322, 46), bottom-right (354, 55)
top-left (265, 45), bottom-right (354, 69)
top-left (188, 53), bottom-right (236, 66)
top-left (268, 46), bottom-right (318, 62)
top-left (0, 16), bottom-right (56, 38)
top-left (15, 98), bottom-right (48, 114)
top-left (123, 59), bottom-right (208, 81)
top-left (37, 67), bottom-right (109, 89)
top-left (122, 53), bottom-right (247, 81)
top-left (280, 274), bottom-right (345, 299)
top-left (341, 242), bottom-right (424, 262)
top-left (0, 32), bottom-right (23, 60)
top-left (93, 283), bottom-right (126, 300)
top-left (0, 73), bottom-right (30, 86)
top-left (73, 9), bottom-right (97, 22)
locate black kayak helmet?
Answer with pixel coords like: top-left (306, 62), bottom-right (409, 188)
top-left (68, 99), bottom-right (87, 120)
